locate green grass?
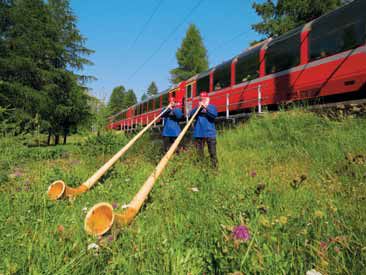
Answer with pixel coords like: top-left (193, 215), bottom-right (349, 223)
top-left (1, 110), bottom-right (366, 274)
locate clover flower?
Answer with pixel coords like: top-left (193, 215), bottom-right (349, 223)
top-left (250, 171), bottom-right (257, 177)
top-left (112, 202), bottom-right (118, 209)
top-left (232, 225), bottom-right (251, 242)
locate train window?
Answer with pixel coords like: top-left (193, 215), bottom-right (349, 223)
top-left (266, 28), bottom-right (301, 74)
top-left (309, 0), bottom-right (366, 62)
top-left (148, 99), bottom-right (153, 111)
top-left (196, 74), bottom-right (209, 96)
top-left (235, 48), bottom-right (260, 84)
top-left (154, 97), bottom-right (160, 109)
top-left (186, 84), bottom-right (192, 98)
top-left (162, 93), bottom-right (169, 107)
top-left (213, 61), bottom-right (231, 91)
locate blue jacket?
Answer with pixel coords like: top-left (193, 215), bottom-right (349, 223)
top-left (189, 104), bottom-right (218, 138)
top-left (161, 108), bottom-right (183, 137)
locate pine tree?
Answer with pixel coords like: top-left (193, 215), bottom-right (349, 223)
top-left (170, 24), bottom-right (208, 84)
top-left (124, 89), bottom-right (137, 107)
top-left (141, 93), bottom-right (148, 101)
top-left (147, 81), bottom-right (158, 97)
top-left (251, 0), bottom-right (342, 37)
top-left (108, 86), bottom-right (126, 115)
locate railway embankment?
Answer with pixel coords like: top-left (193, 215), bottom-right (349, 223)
top-left (1, 110), bottom-right (365, 274)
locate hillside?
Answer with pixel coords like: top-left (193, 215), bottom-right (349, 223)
top-left (1, 110), bottom-right (365, 274)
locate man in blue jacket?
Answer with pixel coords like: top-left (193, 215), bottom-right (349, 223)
top-left (189, 92), bottom-right (218, 167)
top-left (161, 97), bottom-right (183, 153)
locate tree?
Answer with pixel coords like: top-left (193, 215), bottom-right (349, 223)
top-left (124, 89), bottom-right (137, 107)
top-left (147, 81), bottom-right (158, 97)
top-left (170, 24), bottom-right (208, 84)
top-left (141, 93), bottom-right (148, 101)
top-left (0, 0), bottom-right (94, 144)
top-left (251, 0), bottom-right (342, 38)
top-left (108, 85), bottom-right (126, 115)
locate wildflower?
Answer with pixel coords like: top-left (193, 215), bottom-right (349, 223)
top-left (232, 225), bottom-right (251, 242)
top-left (14, 170), bottom-right (23, 178)
top-left (259, 216), bottom-right (271, 228)
top-left (87, 243), bottom-right (100, 251)
top-left (329, 205), bottom-right (337, 213)
top-left (306, 269), bottom-right (323, 275)
top-left (334, 246), bottom-right (340, 253)
top-left (57, 225), bottom-right (65, 233)
top-left (314, 210), bottom-right (325, 218)
top-left (191, 187), bottom-right (199, 192)
top-left (122, 204), bottom-right (129, 209)
top-left (107, 235), bottom-right (114, 242)
top-left (125, 178), bottom-right (130, 182)
top-left (82, 207), bottom-right (88, 213)
top-left (112, 202), bottom-right (118, 209)
top-left (250, 171), bottom-right (257, 177)
top-left (319, 241), bottom-right (328, 251)
top-left (279, 216), bottom-right (288, 225)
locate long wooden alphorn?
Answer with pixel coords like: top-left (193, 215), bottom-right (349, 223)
top-left (84, 106), bottom-right (202, 236)
top-left (47, 108), bottom-right (170, 201)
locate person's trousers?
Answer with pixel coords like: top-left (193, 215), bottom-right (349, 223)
top-left (195, 137), bottom-right (218, 168)
top-left (163, 136), bottom-right (177, 153)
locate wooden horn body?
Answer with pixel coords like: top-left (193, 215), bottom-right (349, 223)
top-left (84, 106), bottom-right (202, 236)
top-left (47, 108), bottom-right (169, 201)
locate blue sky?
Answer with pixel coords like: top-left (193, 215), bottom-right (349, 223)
top-left (70, 0), bottom-right (263, 101)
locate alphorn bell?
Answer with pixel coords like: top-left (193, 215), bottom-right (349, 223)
top-left (47, 107), bottom-right (171, 201)
top-left (84, 106), bottom-right (202, 236)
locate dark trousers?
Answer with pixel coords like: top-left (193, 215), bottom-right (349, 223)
top-left (163, 136), bottom-right (177, 153)
top-left (195, 138), bottom-right (218, 168)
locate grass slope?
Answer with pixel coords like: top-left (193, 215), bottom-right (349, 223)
top-left (1, 111), bottom-right (366, 274)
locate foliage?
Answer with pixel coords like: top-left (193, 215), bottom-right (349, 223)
top-left (108, 86), bottom-right (126, 115)
top-left (0, 110), bottom-right (365, 274)
top-left (80, 131), bottom-right (128, 156)
top-left (0, 0), bottom-right (94, 143)
top-left (147, 81), bottom-right (158, 97)
top-left (251, 0), bottom-right (342, 37)
top-left (124, 89), bottom-right (137, 107)
top-left (170, 24), bottom-right (209, 84)
top-left (140, 93), bottom-right (148, 101)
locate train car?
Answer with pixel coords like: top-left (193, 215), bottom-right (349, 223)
top-left (109, 0), bottom-right (366, 130)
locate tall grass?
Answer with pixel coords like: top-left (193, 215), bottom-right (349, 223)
top-left (0, 110), bottom-right (365, 274)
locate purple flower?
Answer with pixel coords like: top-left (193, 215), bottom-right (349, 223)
top-left (14, 171), bottom-right (23, 178)
top-left (112, 202), bottom-right (118, 209)
top-left (232, 225), bottom-right (251, 242)
top-left (250, 171), bottom-right (257, 177)
top-left (107, 235), bottom-right (113, 242)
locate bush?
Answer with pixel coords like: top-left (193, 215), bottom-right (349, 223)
top-left (80, 132), bottom-right (129, 156)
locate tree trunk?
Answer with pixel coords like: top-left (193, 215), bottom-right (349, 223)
top-left (55, 135), bottom-right (60, 145)
top-left (63, 133), bottom-right (67, 145)
top-left (47, 132), bottom-right (51, 146)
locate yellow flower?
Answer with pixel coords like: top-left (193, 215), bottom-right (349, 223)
top-left (279, 216), bottom-right (288, 225)
top-left (330, 205), bottom-right (337, 213)
top-left (314, 210), bottom-right (325, 218)
top-left (259, 217), bottom-right (271, 228)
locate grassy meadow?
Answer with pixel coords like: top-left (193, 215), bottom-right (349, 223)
top-left (1, 110), bottom-right (365, 274)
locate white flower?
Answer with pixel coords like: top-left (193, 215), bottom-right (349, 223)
top-left (82, 207), bottom-right (88, 213)
top-left (122, 204), bottom-right (129, 209)
top-left (125, 178), bottom-right (130, 182)
top-left (306, 269), bottom-right (323, 275)
top-left (87, 243), bottom-right (99, 251)
top-left (191, 187), bottom-right (199, 192)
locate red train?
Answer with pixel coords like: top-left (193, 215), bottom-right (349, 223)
top-left (109, 0), bottom-right (366, 130)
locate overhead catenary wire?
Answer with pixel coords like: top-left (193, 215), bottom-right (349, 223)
top-left (127, 0), bottom-right (205, 81)
top-left (128, 0), bottom-right (165, 51)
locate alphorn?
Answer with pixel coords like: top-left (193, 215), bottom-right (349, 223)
top-left (47, 108), bottom-right (170, 201)
top-left (84, 106), bottom-right (202, 236)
